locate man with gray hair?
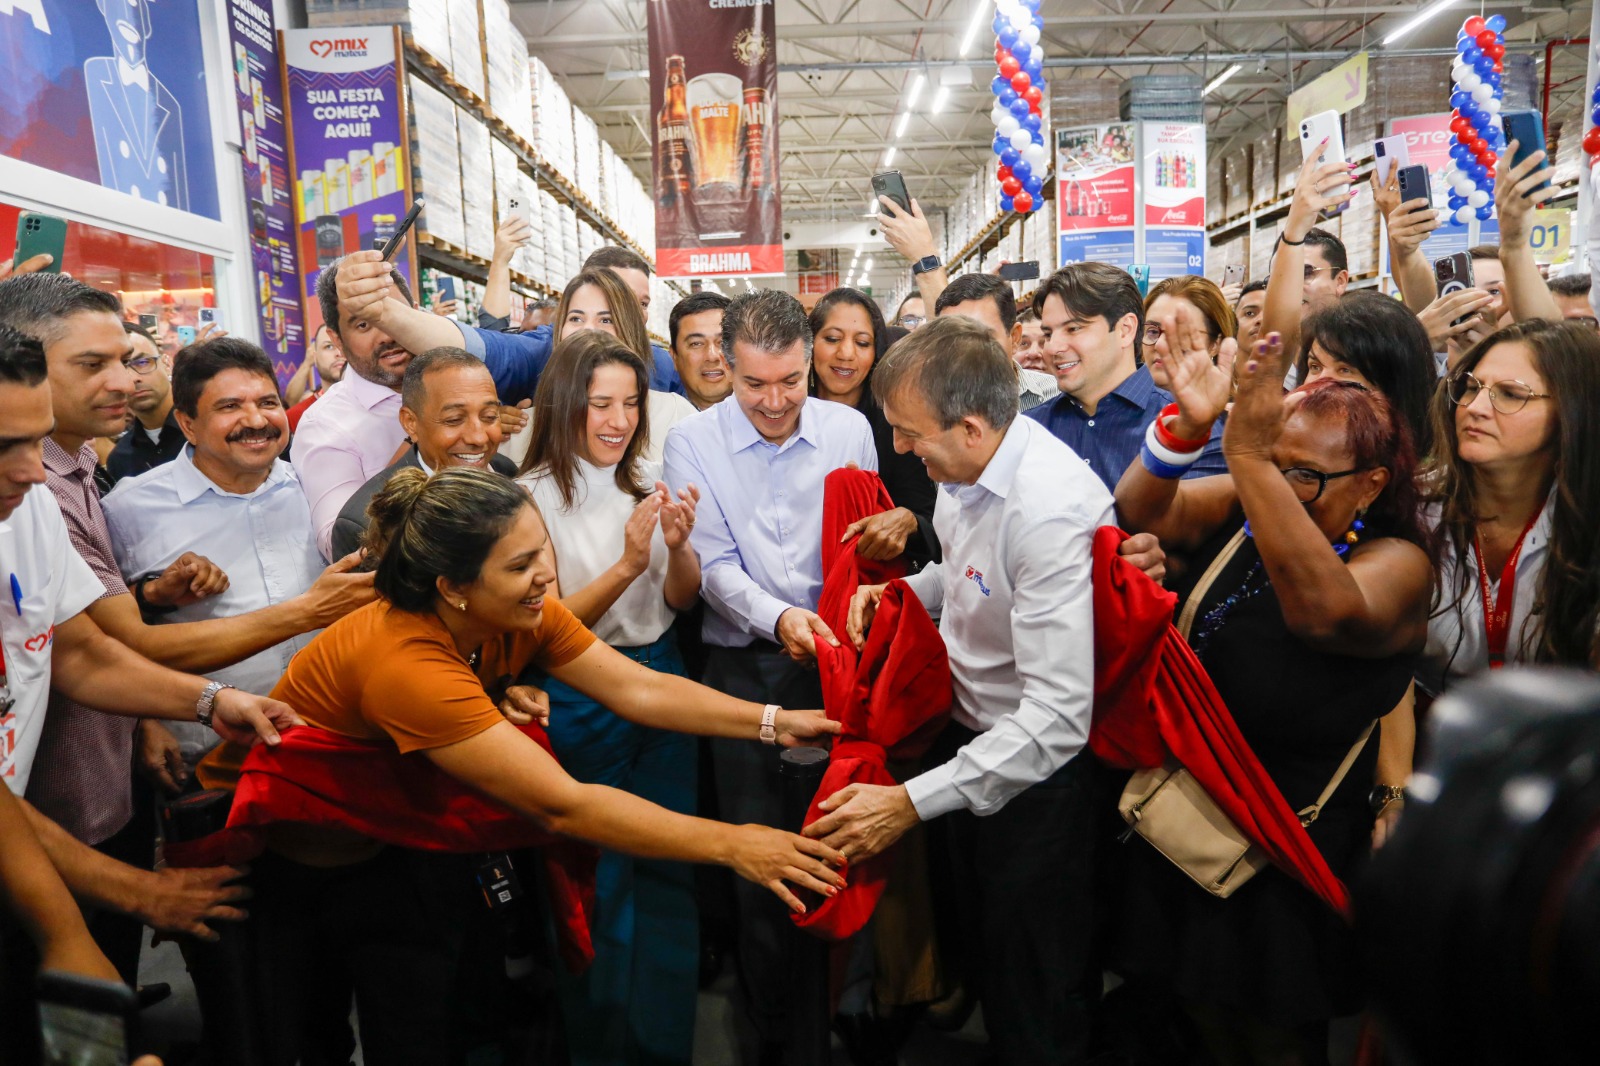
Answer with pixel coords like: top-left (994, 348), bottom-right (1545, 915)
top-left (807, 314), bottom-right (1115, 1064)
top-left (662, 288), bottom-right (875, 1062)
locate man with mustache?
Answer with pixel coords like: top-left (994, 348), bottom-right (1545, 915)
top-left (330, 347), bottom-right (517, 558)
top-left (294, 260), bottom-right (421, 560)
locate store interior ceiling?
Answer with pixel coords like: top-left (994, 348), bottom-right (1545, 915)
top-left (514, 0), bottom-right (1594, 284)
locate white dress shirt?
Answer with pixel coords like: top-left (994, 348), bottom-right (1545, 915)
top-left (292, 371), bottom-right (406, 560)
top-left (1419, 492), bottom-right (1554, 695)
top-left (900, 416), bottom-right (1114, 821)
top-left (663, 396), bottom-right (877, 647)
top-left (103, 449), bottom-right (325, 765)
top-left (520, 458), bottom-right (678, 647)
top-left (0, 489), bottom-right (104, 793)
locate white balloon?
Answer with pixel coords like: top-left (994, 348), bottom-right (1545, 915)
top-left (1455, 204), bottom-right (1475, 224)
top-left (1025, 143), bottom-right (1049, 168)
top-left (1471, 83), bottom-right (1494, 104)
top-left (992, 103), bottom-right (1009, 125)
top-left (1460, 71), bottom-right (1482, 91)
top-left (1454, 178), bottom-right (1475, 198)
top-left (998, 114), bottom-right (1020, 136)
top-left (1021, 24), bottom-right (1042, 45)
top-left (1010, 127), bottom-right (1035, 151)
top-left (1484, 97), bottom-right (1502, 114)
top-left (1468, 189), bottom-right (1490, 208)
top-left (1452, 62), bottom-right (1471, 82)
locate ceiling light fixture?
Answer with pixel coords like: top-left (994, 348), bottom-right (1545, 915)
top-left (864, 258), bottom-right (874, 273)
top-left (1204, 64), bottom-right (1243, 95)
top-left (906, 73), bottom-right (927, 112)
top-left (958, 0), bottom-right (989, 56)
top-left (931, 86), bottom-right (951, 113)
top-left (1382, 0), bottom-right (1460, 46)
top-left (883, 146), bottom-right (897, 167)
top-left (896, 111), bottom-right (911, 138)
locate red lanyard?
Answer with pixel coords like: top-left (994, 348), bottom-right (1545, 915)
top-left (1473, 512), bottom-right (1541, 669)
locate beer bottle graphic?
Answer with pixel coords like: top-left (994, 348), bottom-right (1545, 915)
top-left (657, 56), bottom-right (693, 207)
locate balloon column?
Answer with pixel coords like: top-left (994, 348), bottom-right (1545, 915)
top-left (1585, 44), bottom-right (1600, 165)
top-left (989, 0), bottom-right (1047, 214)
top-left (1444, 14), bottom-right (1508, 225)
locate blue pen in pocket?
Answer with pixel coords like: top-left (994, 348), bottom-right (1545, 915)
top-left (10, 573), bottom-right (21, 615)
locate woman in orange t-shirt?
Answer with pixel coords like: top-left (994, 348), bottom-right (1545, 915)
top-left (199, 467), bottom-right (844, 1064)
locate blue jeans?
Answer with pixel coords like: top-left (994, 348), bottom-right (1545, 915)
top-left (542, 631), bottom-right (699, 1065)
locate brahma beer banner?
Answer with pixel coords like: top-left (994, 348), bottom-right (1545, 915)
top-left (647, 0), bottom-right (783, 279)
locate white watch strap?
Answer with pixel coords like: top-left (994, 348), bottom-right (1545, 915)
top-left (760, 704), bottom-right (779, 745)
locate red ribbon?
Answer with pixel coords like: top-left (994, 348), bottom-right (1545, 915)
top-left (1474, 511), bottom-right (1541, 669)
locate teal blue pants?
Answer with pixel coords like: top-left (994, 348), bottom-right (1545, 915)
top-left (542, 631), bottom-right (699, 1065)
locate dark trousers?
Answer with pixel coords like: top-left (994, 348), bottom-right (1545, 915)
top-left (926, 722), bottom-right (1105, 1066)
top-left (240, 847), bottom-right (502, 1066)
top-left (88, 810), bottom-right (150, 989)
top-left (702, 642), bottom-right (824, 1048)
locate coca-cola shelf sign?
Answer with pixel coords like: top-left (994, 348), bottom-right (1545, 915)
top-left (648, 0), bottom-right (783, 279)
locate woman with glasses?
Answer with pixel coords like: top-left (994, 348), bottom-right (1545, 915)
top-left (1112, 306), bottom-right (1435, 1062)
top-left (807, 287), bottom-right (938, 568)
top-left (1421, 319), bottom-right (1600, 691)
top-left (1141, 274), bottom-right (1237, 395)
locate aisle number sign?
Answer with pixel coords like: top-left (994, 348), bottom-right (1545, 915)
top-left (1286, 52), bottom-right (1369, 128)
top-left (1528, 210), bottom-right (1573, 265)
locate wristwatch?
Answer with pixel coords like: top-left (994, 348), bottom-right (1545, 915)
top-left (133, 572), bottom-right (178, 615)
top-left (910, 254), bottom-right (942, 276)
top-left (1368, 784), bottom-right (1406, 815)
top-left (195, 680), bottom-right (235, 729)
top-left (760, 704), bottom-right (780, 746)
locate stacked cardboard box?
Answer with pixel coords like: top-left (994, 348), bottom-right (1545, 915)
top-left (530, 57), bottom-right (576, 179)
top-left (445, 0), bottom-right (483, 101)
top-left (408, 75), bottom-right (465, 250)
top-left (482, 0), bottom-right (534, 146)
top-left (457, 106), bottom-right (494, 260)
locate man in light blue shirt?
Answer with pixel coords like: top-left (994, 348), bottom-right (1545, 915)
top-left (661, 289), bottom-right (874, 1060)
top-left (103, 339), bottom-right (371, 774)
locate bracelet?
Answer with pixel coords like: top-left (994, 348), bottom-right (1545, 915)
top-left (1153, 402), bottom-right (1211, 452)
top-left (1139, 442), bottom-right (1191, 480)
top-left (1278, 232), bottom-right (1306, 246)
top-left (760, 704), bottom-right (779, 745)
top-left (1144, 419), bottom-right (1206, 470)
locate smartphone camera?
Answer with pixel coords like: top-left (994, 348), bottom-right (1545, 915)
top-left (24, 217), bottom-right (41, 234)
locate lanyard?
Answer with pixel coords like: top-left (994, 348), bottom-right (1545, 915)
top-left (1474, 512), bottom-right (1541, 669)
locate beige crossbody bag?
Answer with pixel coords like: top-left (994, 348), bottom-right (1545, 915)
top-left (1116, 528), bottom-right (1376, 899)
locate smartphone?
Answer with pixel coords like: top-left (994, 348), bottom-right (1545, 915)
top-left (435, 275), bottom-right (458, 303)
top-left (313, 214), bottom-right (344, 268)
top-left (998, 260), bottom-right (1040, 282)
top-left (1373, 134), bottom-right (1410, 186)
top-left (1397, 164), bottom-right (1432, 209)
top-left (505, 194), bottom-right (532, 228)
top-left (1298, 110), bottom-right (1347, 165)
top-left (870, 170), bottom-right (911, 215)
top-left (177, 325), bottom-right (196, 346)
top-left (1501, 110), bottom-right (1551, 193)
top-left (14, 212), bottom-right (67, 273)
top-left (37, 970), bottom-right (136, 1066)
top-left (1434, 252), bottom-right (1476, 326)
top-left (380, 197), bottom-right (426, 263)
top-left (1129, 264), bottom-right (1151, 297)
top-left (1223, 264), bottom-right (1245, 287)
top-left (198, 307), bottom-right (218, 327)
top-left (137, 313), bottom-right (158, 333)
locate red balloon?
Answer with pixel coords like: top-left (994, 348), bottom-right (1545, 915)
top-left (1450, 115), bottom-right (1471, 135)
top-left (1485, 167), bottom-right (1496, 182)
top-left (1024, 86), bottom-right (1043, 107)
top-left (1469, 137), bottom-right (1488, 155)
top-left (999, 55), bottom-right (1021, 78)
top-left (1463, 15), bottom-right (1486, 35)
top-left (1012, 191), bottom-right (1034, 213)
top-left (1583, 125), bottom-right (1600, 155)
top-left (1482, 150), bottom-right (1498, 166)
top-left (1492, 59), bottom-right (1503, 73)
top-left (1001, 176), bottom-right (1022, 197)
top-left (1475, 29), bottom-right (1497, 49)
top-left (1010, 71), bottom-right (1032, 93)
top-left (997, 164), bottom-right (1013, 182)
top-left (1457, 129), bottom-right (1475, 146)
top-left (1486, 43), bottom-right (1504, 60)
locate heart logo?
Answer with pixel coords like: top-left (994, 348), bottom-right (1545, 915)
top-left (310, 39), bottom-right (334, 58)
top-left (24, 632), bottom-right (48, 652)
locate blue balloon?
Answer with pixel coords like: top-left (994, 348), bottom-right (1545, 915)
top-left (1022, 112), bottom-right (1042, 133)
top-left (1450, 92), bottom-right (1471, 110)
top-left (1009, 97), bottom-right (1031, 119)
top-left (1022, 0), bottom-right (1040, 11)
top-left (1448, 195), bottom-right (1466, 210)
top-left (1013, 160), bottom-right (1033, 184)
top-left (1000, 147), bottom-right (1021, 167)
top-left (999, 87), bottom-right (1018, 107)
top-left (1460, 100), bottom-right (1478, 121)
top-left (1487, 14), bottom-right (1507, 32)
top-left (1001, 194), bottom-right (1016, 213)
top-left (1025, 59), bottom-right (1043, 79)
top-left (992, 135), bottom-right (1008, 156)
top-left (1592, 84), bottom-right (1600, 104)
top-left (1461, 44), bottom-right (1481, 61)
top-left (999, 27), bottom-right (1019, 50)
top-left (1592, 104), bottom-right (1600, 126)
top-left (991, 75), bottom-right (1008, 96)
top-left (1475, 205), bottom-right (1495, 221)
top-left (1023, 174), bottom-right (1044, 195)
top-left (1467, 162), bottom-right (1487, 182)
top-left (1450, 143), bottom-right (1470, 163)
top-left (992, 14), bottom-right (1005, 35)
top-left (1474, 55), bottom-right (1495, 75)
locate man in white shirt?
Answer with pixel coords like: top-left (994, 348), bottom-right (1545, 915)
top-left (104, 337), bottom-right (343, 774)
top-left (0, 325), bottom-right (296, 1060)
top-left (809, 316), bottom-right (1114, 1065)
top-left (662, 289), bottom-right (876, 1061)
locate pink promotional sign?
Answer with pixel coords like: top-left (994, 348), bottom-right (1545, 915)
top-left (1387, 112), bottom-right (1495, 262)
top-left (1055, 123), bottom-right (1137, 267)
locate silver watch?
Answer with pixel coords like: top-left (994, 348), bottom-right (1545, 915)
top-left (195, 680), bottom-right (235, 728)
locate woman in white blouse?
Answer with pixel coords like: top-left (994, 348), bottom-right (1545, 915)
top-left (516, 328), bottom-right (702, 1065)
top-left (1421, 319), bottom-right (1600, 693)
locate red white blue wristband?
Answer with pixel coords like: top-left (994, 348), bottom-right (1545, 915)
top-left (1144, 418), bottom-right (1206, 469)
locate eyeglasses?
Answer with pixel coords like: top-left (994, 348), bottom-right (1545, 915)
top-left (898, 315), bottom-right (925, 329)
top-left (128, 356), bottom-right (158, 373)
top-left (1141, 323), bottom-right (1219, 348)
top-left (1302, 266), bottom-right (1334, 280)
top-left (1281, 465), bottom-right (1365, 503)
top-left (1447, 371), bottom-right (1553, 415)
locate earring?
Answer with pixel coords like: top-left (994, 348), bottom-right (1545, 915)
top-left (457, 601), bottom-right (468, 611)
top-left (1345, 513), bottom-right (1367, 546)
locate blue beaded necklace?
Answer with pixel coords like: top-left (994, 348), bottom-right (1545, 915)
top-left (1190, 521), bottom-right (1355, 659)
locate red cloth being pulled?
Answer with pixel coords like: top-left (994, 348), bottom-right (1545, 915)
top-left (1088, 526), bottom-right (1352, 918)
top-left (165, 723), bottom-right (598, 971)
top-left (793, 469), bottom-right (953, 941)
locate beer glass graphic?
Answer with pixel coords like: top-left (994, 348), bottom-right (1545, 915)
top-left (686, 74), bottom-right (743, 205)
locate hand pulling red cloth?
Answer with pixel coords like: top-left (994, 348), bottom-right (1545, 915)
top-left (792, 469), bottom-right (953, 941)
top-left (1089, 526), bottom-right (1352, 918)
top-left (165, 723), bottom-right (598, 971)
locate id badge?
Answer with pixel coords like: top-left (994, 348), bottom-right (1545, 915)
top-left (475, 852), bottom-right (524, 913)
